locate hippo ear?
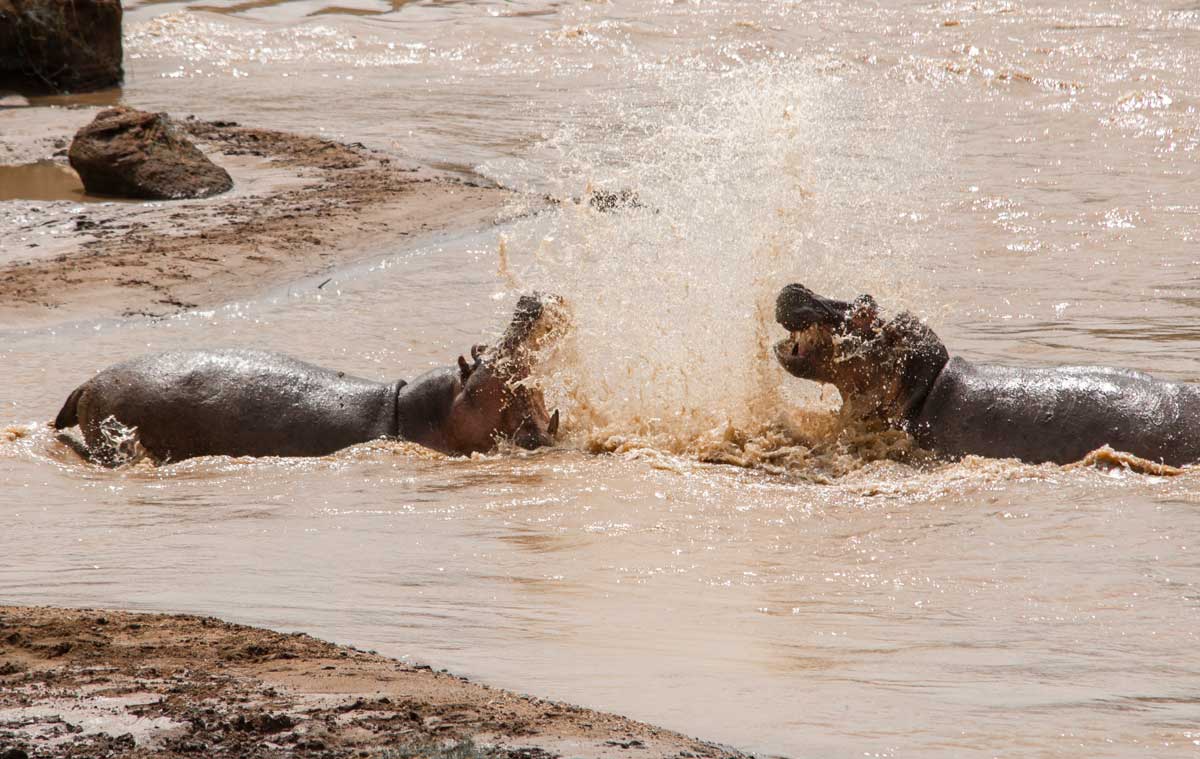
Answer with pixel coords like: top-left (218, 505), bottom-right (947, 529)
top-left (457, 355), bottom-right (473, 383)
top-left (849, 295), bottom-right (880, 332)
top-left (471, 344), bottom-right (487, 363)
top-left (548, 409), bottom-right (560, 437)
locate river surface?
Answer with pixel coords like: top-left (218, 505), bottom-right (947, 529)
top-left (3, 0), bottom-right (1200, 756)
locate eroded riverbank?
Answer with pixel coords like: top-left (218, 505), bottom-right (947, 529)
top-left (0, 108), bottom-right (513, 327)
top-left (0, 605), bottom-right (747, 759)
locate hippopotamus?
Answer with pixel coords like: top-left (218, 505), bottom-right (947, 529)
top-left (53, 294), bottom-right (563, 465)
top-left (773, 283), bottom-right (1200, 466)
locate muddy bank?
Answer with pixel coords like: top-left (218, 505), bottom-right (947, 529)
top-left (0, 606), bottom-right (750, 759)
top-left (0, 110), bottom-right (514, 327)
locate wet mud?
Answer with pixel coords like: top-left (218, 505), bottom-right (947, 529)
top-left (0, 606), bottom-right (745, 759)
top-left (0, 117), bottom-right (516, 325)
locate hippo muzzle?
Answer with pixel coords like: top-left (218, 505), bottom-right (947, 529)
top-left (774, 283), bottom-right (854, 333)
top-left (773, 282), bottom-right (947, 425)
top-left (772, 284), bottom-right (872, 385)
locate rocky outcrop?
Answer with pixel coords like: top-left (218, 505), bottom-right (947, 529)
top-left (0, 0), bottom-right (123, 93)
top-left (68, 107), bottom-right (234, 200)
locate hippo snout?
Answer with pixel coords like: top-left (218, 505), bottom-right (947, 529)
top-left (515, 432), bottom-right (552, 450)
top-left (513, 409), bottom-right (560, 451)
top-left (514, 425), bottom-right (553, 451)
top-left (775, 284), bottom-right (852, 332)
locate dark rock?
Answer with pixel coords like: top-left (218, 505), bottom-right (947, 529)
top-left (0, 0), bottom-right (123, 93)
top-left (232, 712), bottom-right (294, 734)
top-left (0, 661), bottom-right (25, 675)
top-left (42, 641), bottom-right (72, 657)
top-left (69, 107), bottom-right (233, 200)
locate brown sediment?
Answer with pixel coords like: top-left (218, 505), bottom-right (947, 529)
top-left (1068, 445), bottom-right (1187, 476)
top-left (0, 605), bottom-right (749, 759)
top-left (580, 409), bottom-right (930, 482)
top-left (0, 118), bottom-right (517, 326)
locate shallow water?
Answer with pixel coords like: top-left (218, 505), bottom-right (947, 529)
top-left (0, 161), bottom-right (136, 203)
top-left (3, 0), bottom-right (1200, 756)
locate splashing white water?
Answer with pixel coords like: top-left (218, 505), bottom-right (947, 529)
top-left (488, 59), bottom-right (946, 458)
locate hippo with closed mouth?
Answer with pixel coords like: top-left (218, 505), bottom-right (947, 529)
top-left (53, 294), bottom-right (564, 465)
top-left (774, 283), bottom-right (1200, 466)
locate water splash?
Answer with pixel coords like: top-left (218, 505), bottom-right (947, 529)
top-left (490, 59), bottom-right (946, 467)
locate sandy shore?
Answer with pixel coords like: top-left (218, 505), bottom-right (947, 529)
top-left (0, 108), bottom-right (516, 328)
top-left (0, 606), bottom-right (750, 759)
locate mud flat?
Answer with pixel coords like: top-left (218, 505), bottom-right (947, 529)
top-left (0, 108), bottom-right (514, 327)
top-left (0, 606), bottom-right (749, 759)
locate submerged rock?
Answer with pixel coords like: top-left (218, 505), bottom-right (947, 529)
top-left (68, 107), bottom-right (234, 200)
top-left (0, 0), bottom-right (123, 93)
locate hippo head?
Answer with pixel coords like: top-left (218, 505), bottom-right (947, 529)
top-left (773, 283), bottom-right (949, 424)
top-left (447, 294), bottom-right (565, 452)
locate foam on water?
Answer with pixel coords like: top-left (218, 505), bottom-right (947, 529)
top-left (488, 59), bottom-right (947, 466)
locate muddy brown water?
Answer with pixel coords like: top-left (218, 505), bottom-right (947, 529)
top-left (3, 1), bottom-right (1200, 756)
top-left (0, 161), bottom-right (133, 203)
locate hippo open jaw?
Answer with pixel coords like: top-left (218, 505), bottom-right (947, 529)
top-left (773, 284), bottom-right (858, 382)
top-left (772, 282), bottom-right (952, 427)
top-left (773, 326), bottom-right (833, 380)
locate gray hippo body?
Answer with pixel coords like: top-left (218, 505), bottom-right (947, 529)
top-left (774, 283), bottom-right (1200, 466)
top-left (911, 358), bottom-right (1200, 466)
top-left (54, 295), bottom-right (563, 464)
top-left (56, 350), bottom-right (435, 460)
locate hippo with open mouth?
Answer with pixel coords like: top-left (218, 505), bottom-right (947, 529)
top-left (774, 283), bottom-right (1200, 466)
top-left (53, 294), bottom-right (563, 465)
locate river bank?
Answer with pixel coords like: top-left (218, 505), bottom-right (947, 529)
top-left (0, 606), bottom-right (748, 759)
top-left (0, 106), bottom-right (513, 328)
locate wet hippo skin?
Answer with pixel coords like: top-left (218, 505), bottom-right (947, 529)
top-left (58, 350), bottom-right (408, 460)
top-left (911, 359), bottom-right (1200, 465)
top-left (774, 283), bottom-right (1200, 466)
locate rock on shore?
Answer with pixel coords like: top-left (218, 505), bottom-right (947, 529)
top-left (69, 107), bottom-right (234, 200)
top-left (0, 0), bottom-right (123, 93)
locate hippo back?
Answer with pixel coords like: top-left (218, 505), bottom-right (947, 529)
top-left (910, 357), bottom-right (1200, 466)
top-left (79, 350), bottom-right (399, 460)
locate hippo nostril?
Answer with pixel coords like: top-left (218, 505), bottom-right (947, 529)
top-left (792, 343), bottom-right (800, 356)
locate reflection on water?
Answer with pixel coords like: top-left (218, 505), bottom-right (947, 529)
top-left (22, 87), bottom-right (123, 109)
top-left (187, 0), bottom-right (411, 17)
top-left (307, 2), bottom-right (414, 17)
top-left (130, 0), bottom-right (460, 18)
top-left (4, 0), bottom-right (1200, 757)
